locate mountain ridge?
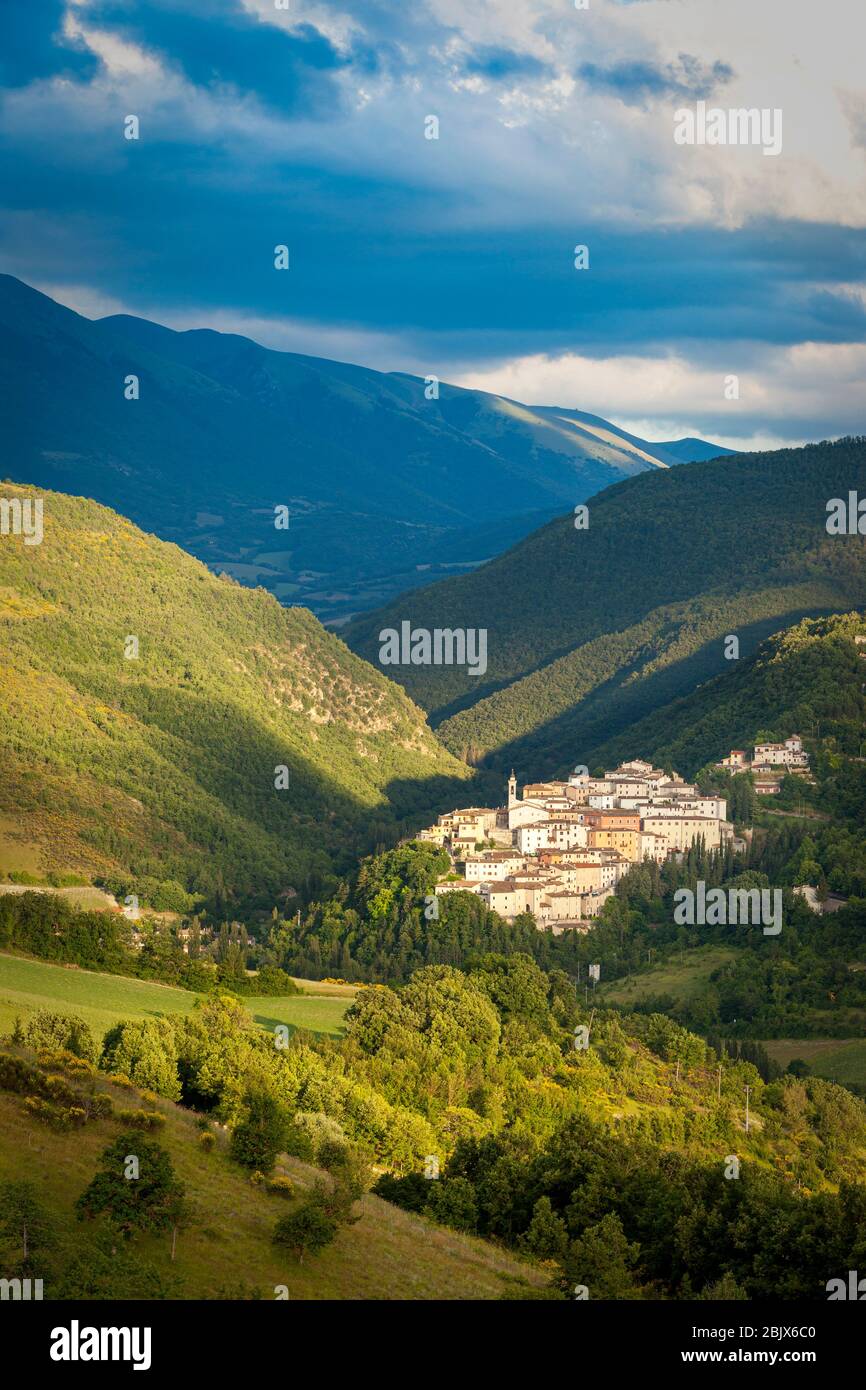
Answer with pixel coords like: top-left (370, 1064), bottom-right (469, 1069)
top-left (0, 274), bottom-right (731, 625)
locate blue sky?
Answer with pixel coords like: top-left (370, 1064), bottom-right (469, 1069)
top-left (1, 0), bottom-right (865, 447)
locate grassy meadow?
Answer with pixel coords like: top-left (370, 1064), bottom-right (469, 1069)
top-left (0, 952), bottom-right (351, 1042)
top-left (762, 1038), bottom-right (866, 1088)
top-left (598, 946), bottom-right (737, 1007)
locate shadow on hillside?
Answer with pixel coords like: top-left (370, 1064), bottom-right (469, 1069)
top-left (468, 606), bottom-right (841, 781)
top-left (103, 682), bottom-right (483, 885)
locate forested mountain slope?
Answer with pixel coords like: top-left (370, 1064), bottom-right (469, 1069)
top-left (582, 612), bottom-right (866, 779)
top-left (0, 483), bottom-right (470, 910)
top-left (345, 439), bottom-right (866, 776)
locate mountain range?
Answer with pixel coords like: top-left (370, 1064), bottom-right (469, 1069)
top-left (0, 275), bottom-right (731, 626)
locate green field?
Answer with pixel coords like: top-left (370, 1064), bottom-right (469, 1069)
top-left (763, 1038), bottom-right (866, 1087)
top-left (0, 953), bottom-right (350, 1042)
top-left (599, 946), bottom-right (737, 1007)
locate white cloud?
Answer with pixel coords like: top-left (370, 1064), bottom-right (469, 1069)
top-left (452, 338), bottom-right (866, 445)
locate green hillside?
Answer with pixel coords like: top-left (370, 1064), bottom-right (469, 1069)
top-left (583, 611), bottom-right (866, 778)
top-left (5, 954), bottom-right (866, 1300)
top-left (345, 438), bottom-right (866, 777)
top-left (0, 482), bottom-right (470, 908)
top-left (0, 1046), bottom-right (542, 1300)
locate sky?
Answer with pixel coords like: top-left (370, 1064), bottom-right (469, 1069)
top-left (1, 0), bottom-right (865, 449)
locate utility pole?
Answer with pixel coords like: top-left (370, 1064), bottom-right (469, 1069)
top-left (745, 1084), bottom-right (751, 1133)
top-left (675, 1059), bottom-right (681, 1083)
top-left (717, 1065), bottom-right (722, 1101)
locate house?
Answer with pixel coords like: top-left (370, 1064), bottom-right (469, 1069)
top-left (639, 812), bottom-right (725, 852)
top-left (718, 749), bottom-right (748, 770)
top-left (461, 851), bottom-right (526, 882)
top-left (753, 775), bottom-right (781, 795)
top-left (793, 885), bottom-right (848, 915)
top-left (425, 761), bottom-right (732, 929)
top-left (752, 736), bottom-right (809, 768)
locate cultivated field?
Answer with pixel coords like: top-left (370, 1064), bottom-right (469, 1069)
top-left (599, 946), bottom-right (737, 1007)
top-left (763, 1038), bottom-right (866, 1087)
top-left (0, 953), bottom-right (350, 1042)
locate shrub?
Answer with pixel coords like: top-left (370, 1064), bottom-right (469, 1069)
top-left (424, 1176), bottom-right (478, 1233)
top-left (293, 1111), bottom-right (346, 1162)
top-left (0, 1053), bottom-right (42, 1094)
top-left (318, 1138), bottom-right (350, 1172)
top-left (36, 1048), bottom-right (94, 1078)
top-left (267, 1175), bottom-right (295, 1199)
top-left (373, 1171), bottom-right (431, 1215)
top-left (198, 1131), bottom-right (215, 1152)
top-left (24, 1096), bottom-right (88, 1131)
top-left (116, 1108), bottom-right (165, 1131)
top-left (282, 1123), bottom-right (314, 1163)
top-left (24, 1011), bottom-right (97, 1063)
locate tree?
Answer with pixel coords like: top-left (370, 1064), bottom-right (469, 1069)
top-left (0, 1181), bottom-right (54, 1271)
top-left (76, 1133), bottom-right (186, 1238)
top-left (424, 1176), bottom-right (478, 1233)
top-left (100, 1019), bottom-right (181, 1100)
top-left (229, 1088), bottom-right (288, 1173)
top-left (699, 1271), bottom-right (749, 1300)
top-left (521, 1196), bottom-right (568, 1263)
top-left (273, 1197), bottom-right (338, 1262)
top-left (472, 953), bottom-right (550, 1026)
top-left (565, 1213), bottom-right (642, 1299)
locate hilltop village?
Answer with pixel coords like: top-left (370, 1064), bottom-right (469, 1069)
top-left (419, 760), bottom-right (735, 933)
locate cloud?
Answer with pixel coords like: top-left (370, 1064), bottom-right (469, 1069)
top-left (576, 54), bottom-right (733, 108)
top-left (0, 0), bottom-right (865, 446)
top-left (453, 339), bottom-right (866, 448)
top-left (75, 0), bottom-right (351, 117)
top-left (0, 0), bottom-right (97, 88)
